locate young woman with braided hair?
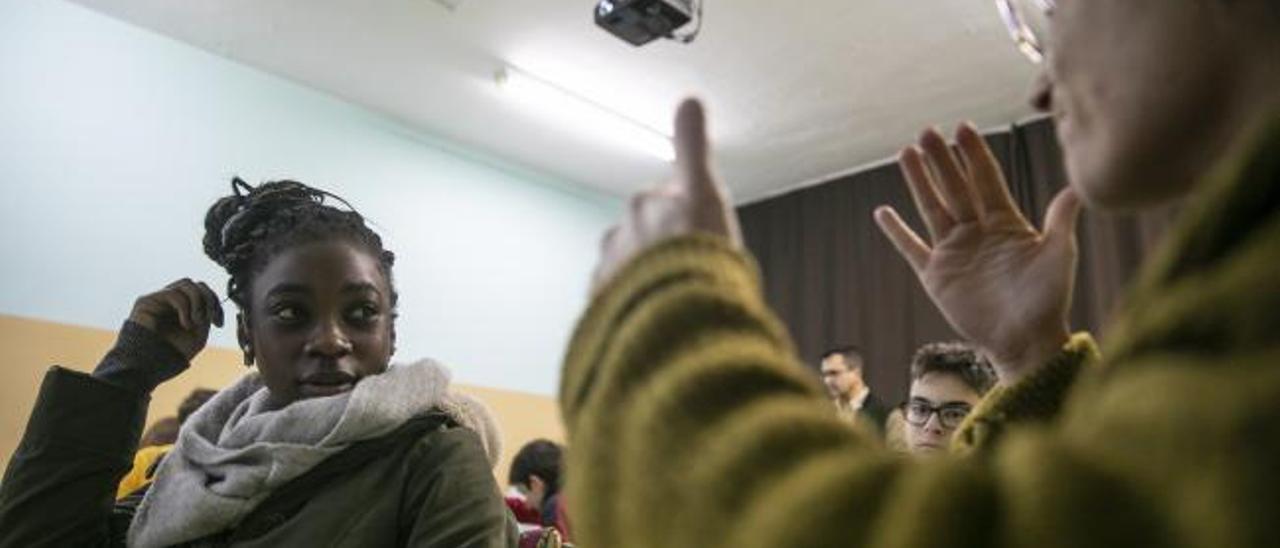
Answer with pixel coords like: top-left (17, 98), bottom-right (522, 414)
top-left (0, 179), bottom-right (516, 547)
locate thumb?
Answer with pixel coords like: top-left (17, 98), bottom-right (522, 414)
top-left (674, 98), bottom-right (713, 194)
top-left (1043, 187), bottom-right (1083, 244)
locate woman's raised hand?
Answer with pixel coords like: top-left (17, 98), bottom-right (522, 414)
top-left (874, 124), bottom-right (1082, 384)
top-left (592, 98), bottom-right (742, 292)
top-left (128, 278), bottom-right (224, 361)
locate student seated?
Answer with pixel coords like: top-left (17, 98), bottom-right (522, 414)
top-left (559, 0), bottom-right (1280, 545)
top-left (0, 179), bottom-right (515, 547)
top-left (116, 388), bottom-right (217, 500)
top-left (506, 440), bottom-right (559, 531)
top-left (901, 342), bottom-right (995, 454)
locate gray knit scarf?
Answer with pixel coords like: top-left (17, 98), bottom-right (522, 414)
top-left (127, 359), bottom-right (501, 548)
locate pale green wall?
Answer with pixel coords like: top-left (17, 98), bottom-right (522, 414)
top-left (0, 0), bottom-right (620, 395)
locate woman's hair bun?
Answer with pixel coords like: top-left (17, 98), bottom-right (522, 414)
top-left (201, 177), bottom-right (393, 309)
top-left (202, 177), bottom-right (254, 269)
top-left (202, 177), bottom-right (338, 271)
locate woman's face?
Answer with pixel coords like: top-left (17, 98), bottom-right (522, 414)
top-left (241, 240), bottom-right (395, 405)
top-left (1035, 0), bottom-right (1236, 209)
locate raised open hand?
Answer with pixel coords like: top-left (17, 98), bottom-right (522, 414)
top-left (874, 124), bottom-right (1081, 383)
top-left (592, 98), bottom-right (742, 292)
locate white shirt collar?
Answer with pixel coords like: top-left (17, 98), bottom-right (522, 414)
top-left (849, 386), bottom-right (871, 410)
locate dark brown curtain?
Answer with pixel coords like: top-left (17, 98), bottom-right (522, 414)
top-left (738, 118), bottom-right (1178, 405)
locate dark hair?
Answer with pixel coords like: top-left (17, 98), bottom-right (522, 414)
top-left (508, 439), bottom-right (563, 495)
top-left (909, 342), bottom-right (996, 395)
top-left (202, 178), bottom-right (397, 312)
top-left (822, 345), bottom-right (864, 370)
top-left (140, 417), bottom-right (179, 448)
top-left (178, 388), bottom-right (218, 425)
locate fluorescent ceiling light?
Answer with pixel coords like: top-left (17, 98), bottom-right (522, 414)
top-left (496, 66), bottom-right (674, 162)
top-left (429, 0), bottom-right (467, 11)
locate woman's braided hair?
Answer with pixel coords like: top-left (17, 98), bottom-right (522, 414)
top-left (202, 177), bottom-right (397, 311)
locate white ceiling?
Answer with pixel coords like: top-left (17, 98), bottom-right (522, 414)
top-left (67, 0), bottom-right (1039, 203)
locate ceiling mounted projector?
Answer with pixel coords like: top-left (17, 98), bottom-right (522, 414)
top-left (594, 0), bottom-right (703, 47)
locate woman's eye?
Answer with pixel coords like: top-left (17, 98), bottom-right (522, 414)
top-left (271, 305), bottom-right (303, 323)
top-left (347, 304), bottom-right (380, 323)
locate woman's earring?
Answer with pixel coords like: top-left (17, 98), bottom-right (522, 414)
top-left (242, 345), bottom-right (255, 367)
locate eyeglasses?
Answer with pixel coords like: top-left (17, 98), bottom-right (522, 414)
top-left (905, 400), bottom-right (974, 429)
top-left (996, 0), bottom-right (1055, 63)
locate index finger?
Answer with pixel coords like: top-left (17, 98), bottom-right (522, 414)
top-left (673, 98), bottom-right (712, 194)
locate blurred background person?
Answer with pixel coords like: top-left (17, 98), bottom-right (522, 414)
top-left (136, 417), bottom-right (178, 450)
top-left (117, 388), bottom-right (217, 499)
top-left (820, 346), bottom-right (888, 434)
top-left (507, 438), bottom-right (570, 544)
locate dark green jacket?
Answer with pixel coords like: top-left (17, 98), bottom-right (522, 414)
top-left (560, 118), bottom-right (1280, 548)
top-left (0, 367), bottom-right (517, 547)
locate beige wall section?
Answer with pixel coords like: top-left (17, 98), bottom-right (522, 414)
top-left (0, 314), bottom-right (563, 480)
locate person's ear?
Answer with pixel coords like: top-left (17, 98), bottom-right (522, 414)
top-left (237, 313), bottom-right (254, 367)
top-left (529, 475), bottom-right (546, 495)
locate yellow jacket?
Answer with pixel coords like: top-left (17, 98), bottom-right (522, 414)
top-left (115, 444), bottom-right (170, 499)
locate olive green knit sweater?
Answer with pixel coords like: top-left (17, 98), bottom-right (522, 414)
top-left (560, 120), bottom-right (1280, 548)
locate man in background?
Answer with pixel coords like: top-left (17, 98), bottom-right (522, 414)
top-left (820, 346), bottom-right (888, 434)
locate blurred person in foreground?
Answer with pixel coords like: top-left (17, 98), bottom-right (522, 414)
top-left (558, 0), bottom-right (1280, 544)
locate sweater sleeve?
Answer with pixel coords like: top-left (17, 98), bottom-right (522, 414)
top-left (0, 368), bottom-right (147, 548)
top-left (0, 322), bottom-right (185, 547)
top-left (559, 235), bottom-right (1177, 548)
top-left (93, 320), bottom-right (191, 395)
top-left (560, 235), bottom-right (862, 548)
top-left (951, 334), bottom-right (1098, 455)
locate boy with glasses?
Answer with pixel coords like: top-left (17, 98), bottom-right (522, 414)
top-left (903, 343), bottom-right (995, 454)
